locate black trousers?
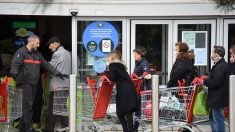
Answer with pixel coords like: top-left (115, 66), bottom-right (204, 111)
top-left (44, 92), bottom-right (68, 132)
top-left (32, 80), bottom-right (42, 123)
top-left (118, 112), bottom-right (134, 132)
top-left (134, 96), bottom-right (141, 131)
top-left (18, 84), bottom-right (37, 132)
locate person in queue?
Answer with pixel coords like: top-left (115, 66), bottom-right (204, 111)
top-left (230, 45), bottom-right (235, 75)
top-left (132, 46), bottom-right (151, 132)
top-left (107, 50), bottom-right (137, 132)
top-left (167, 42), bottom-right (194, 88)
top-left (203, 45), bottom-right (231, 132)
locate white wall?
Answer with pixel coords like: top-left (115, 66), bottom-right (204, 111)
top-left (0, 0), bottom-right (211, 4)
top-left (0, 0), bottom-right (234, 16)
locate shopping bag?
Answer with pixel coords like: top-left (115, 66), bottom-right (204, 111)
top-left (193, 86), bottom-right (209, 116)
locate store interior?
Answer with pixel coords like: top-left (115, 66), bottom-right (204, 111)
top-left (0, 15), bottom-right (72, 73)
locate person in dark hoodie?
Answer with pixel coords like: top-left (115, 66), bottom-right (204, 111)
top-left (107, 50), bottom-right (137, 132)
top-left (203, 45), bottom-right (231, 132)
top-left (230, 45), bottom-right (235, 75)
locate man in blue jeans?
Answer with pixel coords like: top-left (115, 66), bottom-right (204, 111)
top-left (203, 45), bottom-right (231, 132)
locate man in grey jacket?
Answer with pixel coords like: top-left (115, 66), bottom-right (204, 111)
top-left (44, 36), bottom-right (71, 132)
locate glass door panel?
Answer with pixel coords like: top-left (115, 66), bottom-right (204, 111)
top-left (77, 20), bottom-right (123, 82)
top-left (173, 20), bottom-right (216, 75)
top-left (131, 20), bottom-right (172, 85)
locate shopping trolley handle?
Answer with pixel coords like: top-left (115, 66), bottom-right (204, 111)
top-left (130, 73), bottom-right (140, 80)
top-left (140, 90), bottom-right (152, 95)
top-left (101, 75), bottom-right (112, 83)
top-left (177, 79), bottom-right (186, 87)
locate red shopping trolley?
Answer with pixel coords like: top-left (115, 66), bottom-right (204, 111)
top-left (86, 75), bottom-right (115, 120)
top-left (0, 77), bottom-right (22, 130)
top-left (139, 77), bottom-right (204, 131)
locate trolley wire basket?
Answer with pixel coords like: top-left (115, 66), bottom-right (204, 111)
top-left (52, 87), bottom-right (69, 117)
top-left (75, 75), bottom-right (115, 131)
top-left (0, 78), bottom-right (22, 131)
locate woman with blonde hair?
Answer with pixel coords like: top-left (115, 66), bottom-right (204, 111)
top-left (107, 50), bottom-right (137, 132)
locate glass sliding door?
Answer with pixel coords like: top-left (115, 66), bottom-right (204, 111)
top-left (131, 20), bottom-right (172, 85)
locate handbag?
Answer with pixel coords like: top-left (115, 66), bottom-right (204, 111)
top-left (193, 85), bottom-right (209, 116)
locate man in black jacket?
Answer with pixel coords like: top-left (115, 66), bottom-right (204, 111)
top-left (204, 46), bottom-right (231, 132)
top-left (11, 35), bottom-right (67, 132)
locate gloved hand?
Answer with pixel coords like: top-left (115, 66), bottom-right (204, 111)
top-left (12, 73), bottom-right (18, 80)
top-left (56, 72), bottom-right (69, 80)
top-left (144, 74), bottom-right (152, 79)
top-left (199, 75), bottom-right (207, 85)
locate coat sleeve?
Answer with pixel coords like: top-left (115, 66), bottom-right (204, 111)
top-left (11, 50), bottom-right (24, 74)
top-left (38, 52), bottom-right (58, 75)
top-left (204, 65), bottom-right (227, 89)
top-left (49, 52), bottom-right (63, 68)
top-left (108, 64), bottom-right (117, 82)
top-left (167, 60), bottom-right (188, 87)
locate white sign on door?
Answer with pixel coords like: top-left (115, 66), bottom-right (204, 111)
top-left (102, 39), bottom-right (111, 52)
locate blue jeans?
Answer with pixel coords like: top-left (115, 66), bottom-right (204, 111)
top-left (209, 108), bottom-right (225, 132)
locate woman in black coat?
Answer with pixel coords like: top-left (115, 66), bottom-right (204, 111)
top-left (107, 50), bottom-right (137, 132)
top-left (167, 42), bottom-right (194, 88)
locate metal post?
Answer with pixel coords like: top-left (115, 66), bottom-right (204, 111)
top-left (230, 75), bottom-right (235, 132)
top-left (152, 75), bottom-right (159, 132)
top-left (71, 16), bottom-right (77, 75)
top-left (69, 75), bottom-right (76, 132)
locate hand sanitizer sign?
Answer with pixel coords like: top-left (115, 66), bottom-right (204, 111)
top-left (83, 21), bottom-right (119, 57)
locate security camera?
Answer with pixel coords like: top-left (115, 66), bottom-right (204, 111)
top-left (70, 9), bottom-right (78, 16)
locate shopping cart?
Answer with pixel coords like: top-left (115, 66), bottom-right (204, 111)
top-left (139, 76), bottom-right (216, 132)
top-left (80, 75), bottom-right (115, 131)
top-left (0, 77), bottom-right (22, 131)
top-left (52, 87), bottom-right (69, 132)
top-left (140, 85), bottom-right (198, 131)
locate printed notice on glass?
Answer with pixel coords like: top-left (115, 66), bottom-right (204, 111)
top-left (83, 21), bottom-right (119, 57)
top-left (182, 31), bottom-right (207, 66)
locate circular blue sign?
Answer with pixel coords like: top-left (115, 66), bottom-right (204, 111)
top-left (93, 60), bottom-right (107, 73)
top-left (83, 21), bottom-right (119, 57)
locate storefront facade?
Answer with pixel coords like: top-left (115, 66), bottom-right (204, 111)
top-left (1, 0), bottom-right (235, 84)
